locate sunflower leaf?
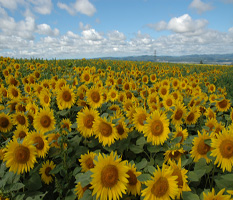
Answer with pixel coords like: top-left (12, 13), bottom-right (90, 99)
top-left (182, 191), bottom-right (200, 200)
top-left (136, 136), bottom-right (147, 146)
top-left (137, 173), bottom-right (151, 182)
top-left (136, 158), bottom-right (148, 170)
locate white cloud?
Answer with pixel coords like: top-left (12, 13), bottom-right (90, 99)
top-left (81, 29), bottom-right (103, 41)
top-left (147, 14), bottom-right (208, 34)
top-left (107, 30), bottom-right (126, 41)
top-left (189, 0), bottom-right (213, 14)
top-left (229, 27), bottom-right (233, 34)
top-left (79, 22), bottom-right (92, 30)
top-left (57, 0), bottom-right (96, 16)
top-left (37, 24), bottom-right (59, 36)
top-left (28, 0), bottom-right (52, 15)
top-left (0, 0), bottom-right (25, 10)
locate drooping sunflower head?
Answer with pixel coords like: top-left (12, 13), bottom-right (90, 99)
top-left (79, 151), bottom-right (96, 172)
top-left (39, 160), bottom-right (56, 184)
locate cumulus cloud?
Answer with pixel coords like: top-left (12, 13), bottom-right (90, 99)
top-left (189, 0), bottom-right (213, 14)
top-left (28, 0), bottom-right (53, 15)
top-left (57, 0), bottom-right (96, 16)
top-left (0, 0), bottom-right (25, 10)
top-left (107, 30), bottom-right (126, 41)
top-left (81, 29), bottom-right (103, 41)
top-left (147, 14), bottom-right (208, 34)
top-left (79, 22), bottom-right (92, 30)
top-left (37, 24), bottom-right (59, 36)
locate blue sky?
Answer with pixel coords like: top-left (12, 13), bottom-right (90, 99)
top-left (0, 0), bottom-right (233, 59)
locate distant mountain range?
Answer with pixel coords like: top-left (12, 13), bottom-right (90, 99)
top-left (97, 53), bottom-right (233, 64)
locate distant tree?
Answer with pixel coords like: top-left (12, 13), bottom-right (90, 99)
top-left (200, 60), bottom-right (203, 64)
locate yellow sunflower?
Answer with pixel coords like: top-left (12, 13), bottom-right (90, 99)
top-left (47, 132), bottom-right (61, 148)
top-left (13, 112), bottom-right (28, 127)
top-left (60, 118), bottom-right (72, 135)
top-left (126, 162), bottom-right (141, 196)
top-left (79, 151), bottom-right (96, 172)
top-left (164, 148), bottom-right (185, 163)
top-left (211, 127), bottom-right (233, 172)
top-left (56, 85), bottom-right (76, 110)
top-left (133, 107), bottom-right (149, 132)
top-left (76, 107), bottom-right (99, 138)
top-left (39, 89), bottom-right (51, 108)
top-left (3, 138), bottom-right (37, 174)
top-left (0, 112), bottom-right (13, 133)
top-left (162, 94), bottom-right (175, 111)
top-left (107, 87), bottom-right (118, 102)
top-left (90, 152), bottom-right (129, 200)
top-left (143, 110), bottom-right (170, 145)
top-left (39, 160), bottom-right (56, 184)
top-left (114, 117), bottom-right (129, 140)
top-left (168, 159), bottom-right (191, 199)
top-left (8, 85), bottom-right (21, 99)
top-left (190, 131), bottom-right (212, 163)
top-left (27, 131), bottom-right (49, 158)
top-left (86, 86), bottom-right (103, 109)
top-left (141, 163), bottom-right (179, 200)
top-left (158, 85), bottom-right (170, 98)
top-left (205, 117), bottom-right (218, 133)
top-left (74, 182), bottom-right (91, 199)
top-left (13, 125), bottom-right (28, 140)
top-left (171, 102), bottom-right (187, 126)
top-left (34, 108), bottom-right (56, 134)
top-left (185, 106), bottom-right (201, 125)
top-left (216, 98), bottom-right (231, 112)
top-left (204, 107), bottom-right (216, 119)
top-left (172, 126), bottom-right (188, 145)
top-left (203, 188), bottom-right (231, 200)
top-left (93, 117), bottom-right (118, 146)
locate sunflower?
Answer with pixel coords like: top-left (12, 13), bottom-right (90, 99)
top-left (150, 74), bottom-right (157, 83)
top-left (126, 162), bottom-right (141, 196)
top-left (211, 127), bottom-right (233, 172)
top-left (133, 107), bottom-right (149, 132)
top-left (171, 102), bottom-right (187, 126)
top-left (81, 71), bottom-right (92, 84)
top-left (159, 85), bottom-right (170, 98)
top-left (74, 182), bottom-right (91, 199)
top-left (3, 138), bottom-right (37, 174)
top-left (39, 160), bottom-right (56, 184)
top-left (7, 74), bottom-right (19, 87)
top-left (115, 117), bottom-right (129, 140)
top-left (141, 163), bottom-right (179, 200)
top-left (185, 106), bottom-right (201, 125)
top-left (107, 88), bottom-right (118, 102)
top-left (204, 107), bottom-right (216, 119)
top-left (39, 89), bottom-right (51, 108)
top-left (15, 102), bottom-right (26, 113)
top-left (8, 85), bottom-right (21, 99)
top-left (172, 126), bottom-right (188, 145)
top-left (205, 117), bottom-right (218, 133)
top-left (79, 151), bottom-right (96, 172)
top-left (143, 110), bottom-right (170, 145)
top-left (27, 131), bottom-right (49, 158)
top-left (47, 132), bottom-right (61, 148)
top-left (164, 148), bottom-right (185, 163)
top-left (59, 118), bottom-right (72, 135)
top-left (86, 86), bottom-right (103, 109)
top-left (203, 188), bottom-right (231, 200)
top-left (0, 112), bottom-right (13, 133)
top-left (13, 125), bottom-right (28, 140)
top-left (34, 108), bottom-right (56, 134)
top-left (93, 117), bottom-right (118, 146)
top-left (163, 94), bottom-right (175, 111)
top-left (90, 152), bottom-right (129, 200)
top-left (190, 131), bottom-right (212, 163)
top-left (55, 78), bottom-right (67, 90)
top-left (216, 98), bottom-right (231, 112)
top-left (168, 160), bottom-right (191, 199)
top-left (123, 82), bottom-right (131, 91)
top-left (142, 75), bottom-right (149, 84)
top-left (56, 85), bottom-right (76, 110)
top-left (13, 112), bottom-right (28, 127)
top-left (76, 107), bottom-right (99, 138)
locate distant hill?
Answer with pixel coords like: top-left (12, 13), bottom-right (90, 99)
top-left (97, 54), bottom-right (233, 64)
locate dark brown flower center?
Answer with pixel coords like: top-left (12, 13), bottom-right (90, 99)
top-left (40, 115), bottom-right (51, 128)
top-left (187, 112), bottom-right (195, 122)
top-left (197, 139), bottom-right (210, 155)
top-left (220, 140), bottom-right (233, 158)
top-left (127, 170), bottom-right (137, 186)
top-left (45, 167), bottom-right (52, 177)
top-left (101, 165), bottom-right (118, 188)
top-left (19, 131), bottom-right (26, 139)
top-left (16, 115), bottom-right (26, 125)
top-left (91, 91), bottom-right (100, 103)
top-left (218, 99), bottom-right (227, 108)
top-left (175, 109), bottom-right (183, 120)
top-left (151, 120), bottom-right (164, 136)
top-left (0, 117), bottom-right (9, 128)
top-left (151, 177), bottom-right (169, 197)
top-left (99, 122), bottom-right (112, 137)
top-left (62, 91), bottom-right (72, 102)
top-left (34, 136), bottom-right (44, 150)
top-left (15, 146), bottom-right (30, 164)
top-left (116, 124), bottom-right (124, 135)
top-left (83, 114), bottom-right (94, 129)
top-left (85, 157), bottom-right (95, 169)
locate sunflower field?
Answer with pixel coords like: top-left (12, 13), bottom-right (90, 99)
top-left (1, 56), bottom-right (233, 200)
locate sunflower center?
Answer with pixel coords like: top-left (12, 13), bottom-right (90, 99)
top-left (85, 157), bottom-right (94, 169)
top-left (15, 146), bottom-right (30, 164)
top-left (45, 167), bottom-right (52, 177)
top-left (111, 92), bottom-right (116, 98)
top-left (151, 120), bottom-right (164, 136)
top-left (101, 164), bottom-right (118, 188)
top-left (138, 113), bottom-right (147, 126)
top-left (176, 131), bottom-right (184, 143)
top-left (16, 115), bottom-right (26, 125)
top-left (99, 122), bottom-right (112, 137)
top-left (44, 95), bottom-right (50, 103)
top-left (62, 91), bottom-right (72, 102)
top-left (169, 151), bottom-right (181, 159)
top-left (127, 170), bottom-right (137, 186)
top-left (0, 117), bottom-right (9, 128)
top-left (218, 99), bottom-right (227, 108)
top-left (151, 177), bottom-right (169, 197)
top-left (187, 112), bottom-right (195, 122)
top-left (124, 83), bottom-right (130, 90)
top-left (91, 91), bottom-right (100, 103)
top-left (175, 109), bottom-right (183, 120)
top-left (19, 131), bottom-right (26, 139)
top-left (172, 168), bottom-right (183, 188)
top-left (161, 88), bottom-right (167, 96)
top-left (166, 99), bottom-right (172, 106)
top-left (40, 115), bottom-right (51, 128)
top-left (10, 78), bottom-right (18, 86)
top-left (84, 74), bottom-right (90, 81)
top-left (116, 124), bottom-right (124, 135)
top-left (34, 136), bottom-right (44, 150)
top-left (197, 139), bottom-right (210, 155)
top-left (220, 140), bottom-right (233, 158)
top-left (12, 89), bottom-right (19, 97)
top-left (83, 114), bottom-right (94, 129)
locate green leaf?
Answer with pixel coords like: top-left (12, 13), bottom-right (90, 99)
top-left (147, 145), bottom-right (161, 153)
top-left (65, 190), bottom-right (77, 200)
top-left (182, 191), bottom-right (200, 200)
top-left (101, 112), bottom-right (109, 119)
top-left (136, 158), bottom-right (147, 170)
top-left (71, 122), bottom-right (77, 129)
top-left (59, 109), bottom-right (70, 116)
top-left (136, 136), bottom-right (147, 146)
top-left (112, 117), bottom-right (122, 124)
top-left (75, 171), bottom-right (93, 187)
top-left (15, 194), bottom-right (25, 200)
top-left (130, 144), bottom-right (144, 154)
top-left (187, 171), bottom-right (199, 182)
top-left (172, 136), bottom-right (182, 144)
top-left (147, 165), bottom-right (156, 175)
top-left (204, 139), bottom-right (211, 146)
top-left (137, 173), bottom-right (151, 182)
top-left (50, 163), bottom-right (63, 174)
top-left (24, 173), bottom-right (42, 191)
top-left (7, 183), bottom-right (24, 192)
top-left (80, 189), bottom-right (93, 200)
